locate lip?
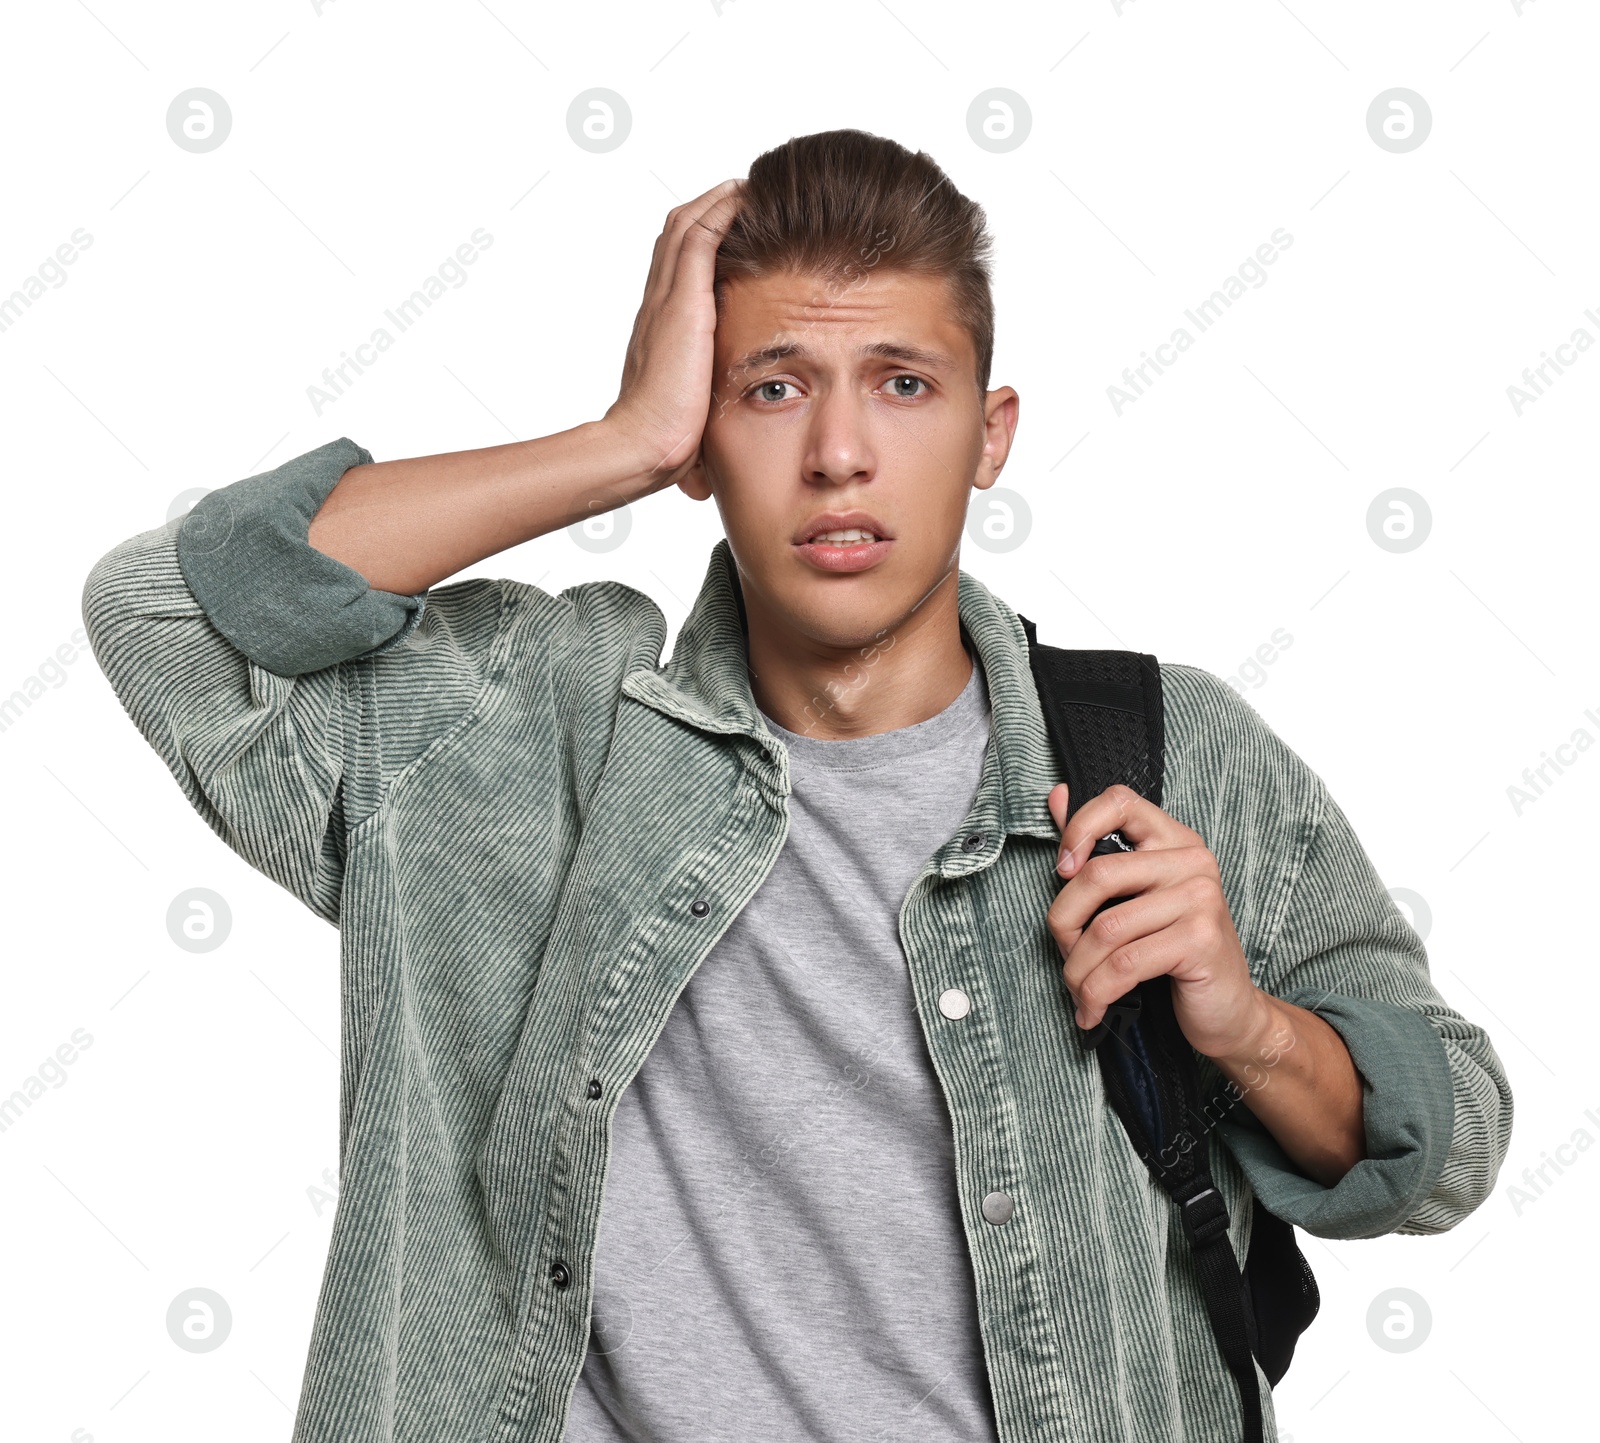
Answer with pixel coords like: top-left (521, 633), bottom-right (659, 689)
top-left (795, 537), bottom-right (893, 574)
top-left (793, 509), bottom-right (894, 545)
top-left (792, 510), bottom-right (895, 575)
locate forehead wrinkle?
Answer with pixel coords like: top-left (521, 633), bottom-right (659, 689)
top-left (771, 301), bottom-right (894, 327)
top-left (727, 336), bottom-right (958, 377)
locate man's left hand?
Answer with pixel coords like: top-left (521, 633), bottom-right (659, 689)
top-left (1045, 780), bottom-right (1369, 1186)
top-left (1046, 781), bottom-right (1272, 1063)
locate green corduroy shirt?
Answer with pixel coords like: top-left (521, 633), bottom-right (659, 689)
top-left (82, 437), bottom-right (1512, 1443)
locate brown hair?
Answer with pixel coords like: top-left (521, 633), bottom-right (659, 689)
top-left (714, 129), bottom-right (996, 392)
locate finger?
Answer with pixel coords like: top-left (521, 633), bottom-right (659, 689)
top-left (641, 179), bottom-right (744, 314)
top-left (623, 182), bottom-right (745, 393)
top-left (1057, 872), bottom-right (1216, 1002)
top-left (1047, 783), bottom-right (1070, 870)
top-left (1068, 921), bottom-right (1200, 1029)
top-left (1048, 846), bottom-right (1204, 951)
top-left (639, 206), bottom-right (691, 313)
top-left (1056, 784), bottom-right (1198, 879)
top-left (669, 180), bottom-right (746, 295)
top-left (649, 179), bottom-right (743, 304)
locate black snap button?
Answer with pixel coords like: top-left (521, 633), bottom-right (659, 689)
top-left (550, 1260), bottom-right (571, 1290)
top-left (586, 1078), bottom-right (603, 1100)
top-left (962, 832), bottom-right (986, 852)
top-left (690, 899), bottom-right (709, 917)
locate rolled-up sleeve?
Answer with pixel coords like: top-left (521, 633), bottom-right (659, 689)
top-left (175, 436), bottom-right (428, 677)
top-left (81, 437), bottom-right (482, 923)
top-left (1216, 784), bottom-right (1514, 1241)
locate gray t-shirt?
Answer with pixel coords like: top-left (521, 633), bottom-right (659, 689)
top-left (562, 653), bottom-right (1001, 1443)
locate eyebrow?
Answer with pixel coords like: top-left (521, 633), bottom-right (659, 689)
top-left (727, 339), bottom-right (957, 376)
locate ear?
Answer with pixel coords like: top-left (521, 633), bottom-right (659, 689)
top-left (972, 386), bottom-right (1020, 493)
top-left (677, 455), bottom-right (713, 501)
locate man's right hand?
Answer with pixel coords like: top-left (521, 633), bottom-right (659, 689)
top-left (603, 178), bottom-right (745, 491)
top-left (307, 178), bottom-right (744, 597)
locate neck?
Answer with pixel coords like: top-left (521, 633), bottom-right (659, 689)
top-left (740, 565), bottom-right (974, 740)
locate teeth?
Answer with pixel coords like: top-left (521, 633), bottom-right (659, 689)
top-left (812, 528), bottom-right (878, 544)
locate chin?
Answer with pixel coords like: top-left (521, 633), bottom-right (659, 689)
top-left (783, 572), bottom-right (939, 655)
top-left (733, 531), bottom-right (959, 653)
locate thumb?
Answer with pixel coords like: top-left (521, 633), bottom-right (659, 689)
top-left (1047, 782), bottom-right (1070, 834)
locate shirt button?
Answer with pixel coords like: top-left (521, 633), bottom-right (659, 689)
top-left (982, 1191), bottom-right (1015, 1226)
top-left (550, 1260), bottom-right (571, 1289)
top-left (689, 899), bottom-right (710, 918)
top-left (938, 988), bottom-right (972, 1020)
top-left (586, 1078), bottom-right (603, 1100)
top-left (962, 832), bottom-right (986, 852)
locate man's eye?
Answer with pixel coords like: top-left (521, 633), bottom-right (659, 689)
top-left (753, 380), bottom-right (797, 403)
top-left (887, 375), bottom-right (927, 398)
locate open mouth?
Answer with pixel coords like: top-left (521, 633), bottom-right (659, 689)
top-left (793, 518), bottom-right (894, 574)
top-left (807, 527), bottom-right (881, 546)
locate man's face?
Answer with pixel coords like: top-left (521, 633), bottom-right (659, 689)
top-left (681, 268), bottom-right (1018, 654)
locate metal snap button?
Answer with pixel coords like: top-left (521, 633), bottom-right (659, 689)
top-left (981, 1191), bottom-right (1014, 1226)
top-left (690, 899), bottom-right (710, 918)
top-left (550, 1260), bottom-right (572, 1289)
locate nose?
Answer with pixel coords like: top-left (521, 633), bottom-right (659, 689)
top-left (801, 380), bottom-right (877, 489)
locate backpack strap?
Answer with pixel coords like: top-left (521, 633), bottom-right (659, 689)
top-left (1018, 613), bottom-right (1266, 1443)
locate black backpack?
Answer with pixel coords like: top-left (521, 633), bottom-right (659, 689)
top-left (1018, 616), bottom-right (1320, 1443)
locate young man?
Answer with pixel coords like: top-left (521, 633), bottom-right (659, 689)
top-left (83, 131), bottom-right (1510, 1443)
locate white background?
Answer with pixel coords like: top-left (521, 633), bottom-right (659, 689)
top-left (2, 1), bottom-right (1595, 1439)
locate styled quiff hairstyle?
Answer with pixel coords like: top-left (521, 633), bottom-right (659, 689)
top-left (714, 129), bottom-right (996, 392)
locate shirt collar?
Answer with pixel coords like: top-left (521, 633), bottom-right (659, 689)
top-left (620, 538), bottom-right (1062, 849)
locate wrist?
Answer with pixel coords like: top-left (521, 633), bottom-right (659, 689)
top-left (1210, 988), bottom-right (1289, 1072)
top-left (590, 411), bottom-right (688, 500)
